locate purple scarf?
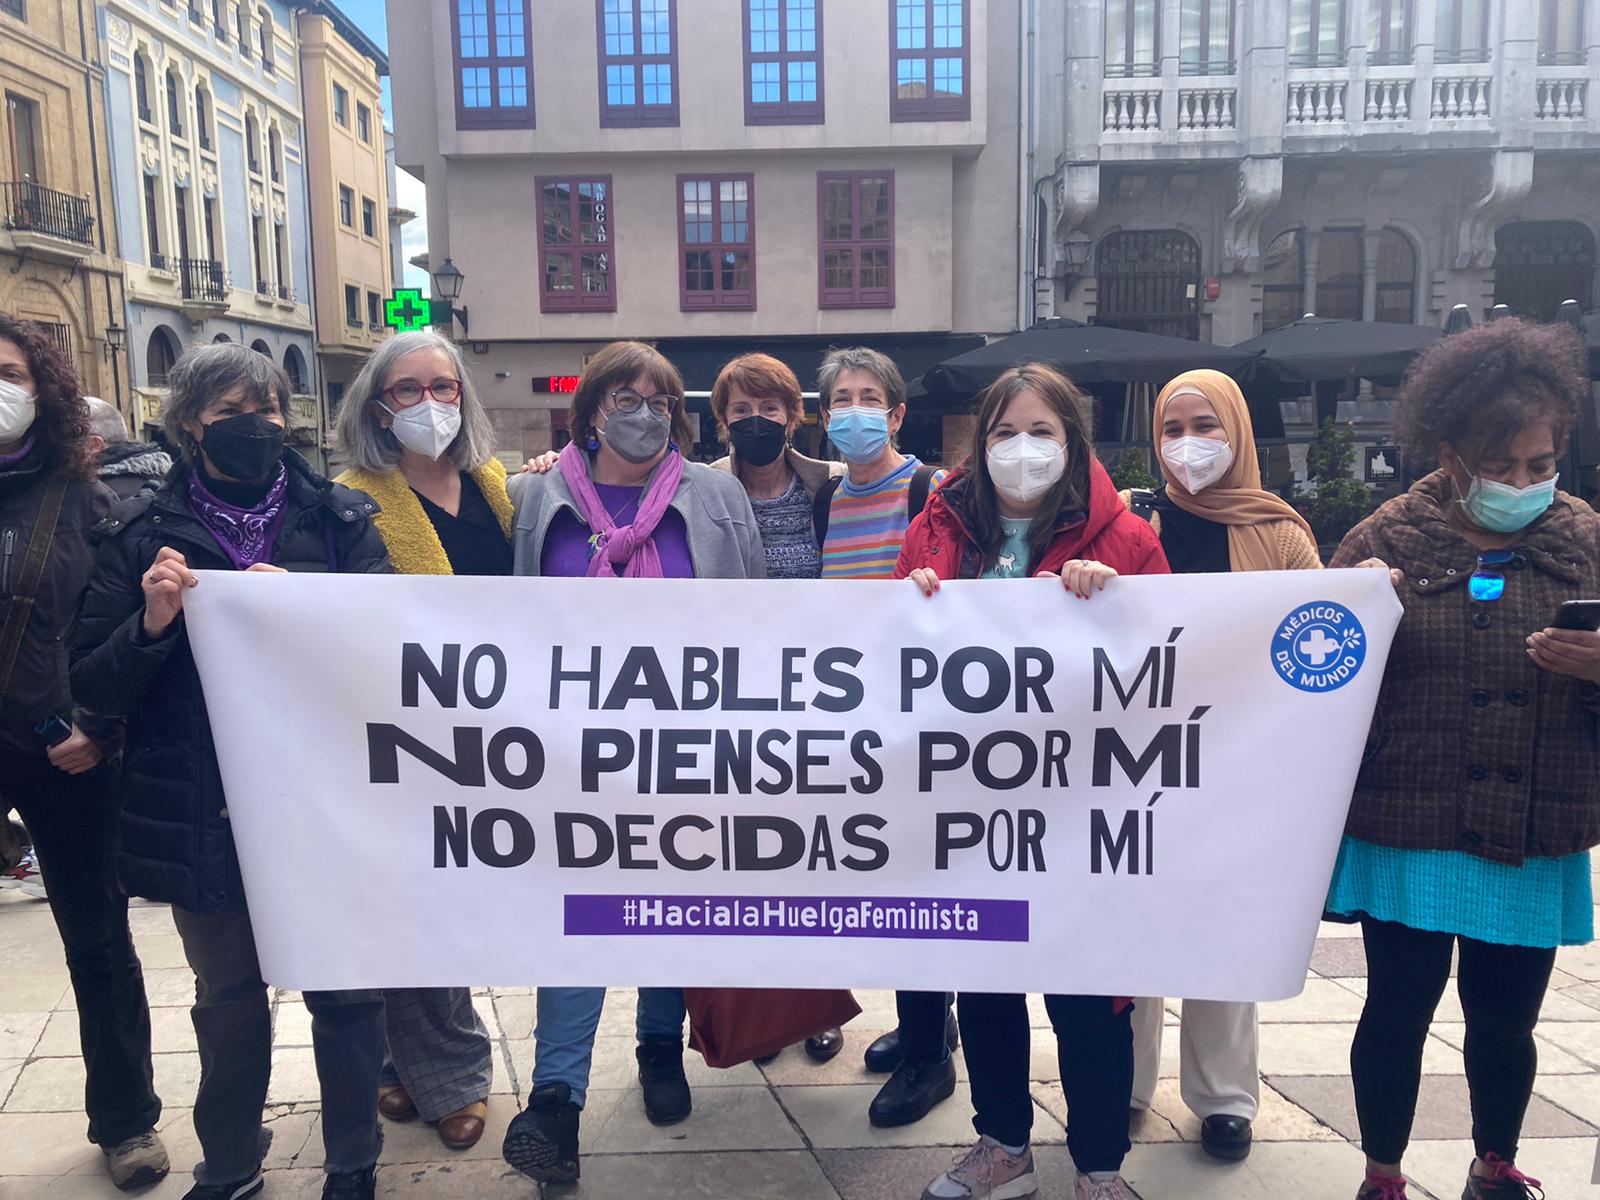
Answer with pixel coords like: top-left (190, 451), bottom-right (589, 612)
top-left (188, 465), bottom-right (289, 569)
top-left (0, 433), bottom-right (37, 470)
top-left (557, 441), bottom-right (685, 578)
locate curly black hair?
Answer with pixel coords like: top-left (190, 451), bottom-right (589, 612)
top-left (0, 314), bottom-right (94, 479)
top-left (1394, 318), bottom-right (1588, 468)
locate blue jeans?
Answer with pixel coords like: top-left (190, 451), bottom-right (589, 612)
top-left (532, 987), bottom-right (686, 1109)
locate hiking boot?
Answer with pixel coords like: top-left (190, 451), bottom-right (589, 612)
top-left (321, 1165), bottom-right (375, 1199)
top-left (181, 1171), bottom-right (263, 1200)
top-left (1075, 1175), bottom-right (1133, 1200)
top-left (502, 1082), bottom-right (581, 1183)
top-left (922, 1136), bottom-right (1038, 1199)
top-left (868, 1053), bottom-right (957, 1127)
top-left (1462, 1154), bottom-right (1544, 1200)
top-left (105, 1128), bottom-right (169, 1190)
top-left (637, 1035), bottom-right (692, 1125)
top-left (1357, 1172), bottom-right (1409, 1199)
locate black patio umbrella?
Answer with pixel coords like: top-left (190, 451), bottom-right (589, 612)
top-left (920, 318), bottom-right (1253, 398)
top-left (1229, 316), bottom-right (1442, 396)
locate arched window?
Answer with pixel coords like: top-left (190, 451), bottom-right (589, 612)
top-left (1494, 220), bottom-right (1597, 321)
top-left (212, 332), bottom-right (231, 343)
top-left (1315, 228), bottom-right (1364, 320)
top-left (1376, 229), bottom-right (1417, 323)
top-left (268, 124), bottom-right (281, 183)
top-left (283, 345), bottom-right (306, 392)
top-left (259, 9), bottom-right (275, 69)
top-left (195, 85), bottom-right (212, 150)
top-left (245, 110), bottom-right (260, 173)
top-left (1262, 229), bottom-right (1303, 331)
top-left (166, 69), bottom-right (184, 137)
top-left (134, 53), bottom-right (153, 123)
top-left (237, 4), bottom-right (250, 55)
top-left (1094, 229), bottom-right (1203, 339)
top-left (146, 327), bottom-right (180, 385)
top-left (250, 338), bottom-right (272, 358)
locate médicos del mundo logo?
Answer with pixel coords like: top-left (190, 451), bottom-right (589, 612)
top-left (1271, 601), bottom-right (1367, 693)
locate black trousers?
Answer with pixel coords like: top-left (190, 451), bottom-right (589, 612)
top-left (7, 758), bottom-right (161, 1146)
top-left (1352, 915), bottom-right (1556, 1165)
top-left (896, 990), bottom-right (954, 1063)
top-left (958, 992), bottom-right (1133, 1175)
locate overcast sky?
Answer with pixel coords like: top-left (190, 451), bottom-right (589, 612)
top-left (339, 0), bottom-right (429, 290)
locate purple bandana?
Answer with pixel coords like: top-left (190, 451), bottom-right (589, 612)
top-left (187, 465), bottom-right (290, 569)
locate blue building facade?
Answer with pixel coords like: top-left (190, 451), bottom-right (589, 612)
top-left (101, 0), bottom-right (320, 455)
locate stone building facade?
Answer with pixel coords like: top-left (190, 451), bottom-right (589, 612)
top-left (388, 0), bottom-right (1023, 464)
top-left (1, 0), bottom-right (129, 414)
top-left (101, 0), bottom-right (319, 454)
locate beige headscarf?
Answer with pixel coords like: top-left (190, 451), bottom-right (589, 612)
top-left (1154, 369), bottom-right (1315, 573)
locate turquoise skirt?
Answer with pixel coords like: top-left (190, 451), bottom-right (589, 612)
top-left (1326, 835), bottom-right (1594, 949)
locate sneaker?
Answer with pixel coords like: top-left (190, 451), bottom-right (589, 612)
top-left (922, 1136), bottom-right (1038, 1199)
top-left (1357, 1172), bottom-right (1409, 1199)
top-left (321, 1165), bottom-right (376, 1199)
top-left (636, 1034), bottom-right (692, 1126)
top-left (182, 1171), bottom-right (264, 1200)
top-left (1075, 1175), bottom-right (1132, 1200)
top-left (502, 1082), bottom-right (581, 1183)
top-left (1462, 1154), bottom-right (1544, 1199)
top-left (868, 1053), bottom-right (957, 1127)
top-left (0, 850), bottom-right (45, 898)
top-left (105, 1128), bottom-right (170, 1190)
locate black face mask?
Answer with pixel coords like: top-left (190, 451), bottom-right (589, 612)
top-left (199, 411), bottom-right (285, 481)
top-left (728, 415), bottom-right (787, 467)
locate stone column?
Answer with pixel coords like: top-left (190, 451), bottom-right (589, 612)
top-left (1301, 228), bottom-right (1321, 317)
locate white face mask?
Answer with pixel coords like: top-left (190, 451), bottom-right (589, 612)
top-left (382, 399), bottom-right (461, 461)
top-left (0, 378), bottom-right (37, 443)
top-left (987, 432), bottom-right (1066, 505)
top-left (1162, 435), bottom-right (1234, 493)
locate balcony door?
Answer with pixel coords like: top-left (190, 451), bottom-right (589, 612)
top-left (1094, 230), bottom-right (1202, 339)
top-left (6, 93), bottom-right (40, 184)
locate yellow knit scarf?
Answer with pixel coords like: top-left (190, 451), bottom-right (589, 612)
top-left (335, 458), bottom-right (513, 576)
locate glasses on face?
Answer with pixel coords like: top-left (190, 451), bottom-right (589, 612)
top-left (383, 378), bottom-right (462, 408)
top-left (605, 389), bottom-right (678, 418)
top-left (1469, 550), bottom-right (1514, 602)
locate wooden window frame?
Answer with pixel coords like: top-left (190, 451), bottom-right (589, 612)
top-left (890, 0), bottom-right (970, 121)
top-left (817, 170), bottom-right (895, 310)
top-left (451, 0), bottom-right (536, 130)
top-left (677, 173), bottom-right (756, 312)
top-left (596, 0), bottom-right (680, 128)
top-left (743, 0), bottom-right (824, 125)
top-left (536, 174), bottom-right (617, 313)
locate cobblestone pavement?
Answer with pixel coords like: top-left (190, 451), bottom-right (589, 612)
top-left (2, 885), bottom-right (1597, 1199)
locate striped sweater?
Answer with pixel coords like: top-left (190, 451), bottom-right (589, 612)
top-left (820, 456), bottom-right (946, 580)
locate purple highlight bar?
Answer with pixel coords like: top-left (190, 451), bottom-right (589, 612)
top-left (564, 894), bottom-right (1029, 943)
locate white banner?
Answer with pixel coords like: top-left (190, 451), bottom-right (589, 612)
top-left (184, 570), bottom-right (1400, 1000)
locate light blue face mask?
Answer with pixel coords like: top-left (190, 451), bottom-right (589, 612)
top-left (1463, 473), bottom-right (1558, 533)
top-left (827, 406), bottom-right (892, 465)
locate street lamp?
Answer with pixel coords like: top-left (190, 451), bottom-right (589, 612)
top-left (1061, 232), bottom-right (1093, 279)
top-left (103, 321), bottom-right (126, 359)
top-left (431, 257), bottom-right (470, 338)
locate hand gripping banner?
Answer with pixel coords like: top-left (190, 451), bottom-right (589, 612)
top-left (183, 570), bottom-right (1401, 999)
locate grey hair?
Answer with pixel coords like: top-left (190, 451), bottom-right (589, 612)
top-left (817, 346), bottom-right (908, 411)
top-left (334, 330), bottom-right (496, 472)
top-left (163, 343), bottom-right (293, 463)
top-left (82, 396), bottom-right (129, 444)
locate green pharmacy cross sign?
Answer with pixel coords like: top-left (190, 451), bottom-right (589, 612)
top-left (383, 289), bottom-right (450, 333)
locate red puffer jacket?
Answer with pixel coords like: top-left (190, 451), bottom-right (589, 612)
top-left (895, 457), bottom-right (1171, 580)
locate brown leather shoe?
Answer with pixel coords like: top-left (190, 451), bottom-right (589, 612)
top-left (438, 1099), bottom-right (489, 1150)
top-left (378, 1084), bottom-right (418, 1122)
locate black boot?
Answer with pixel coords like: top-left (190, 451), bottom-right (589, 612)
top-left (867, 1054), bottom-right (957, 1127)
top-left (637, 1035), bottom-right (693, 1126)
top-left (1201, 1115), bottom-right (1253, 1162)
top-left (805, 1027), bottom-right (844, 1063)
top-left (863, 1027), bottom-right (903, 1074)
top-left (502, 1082), bottom-right (581, 1183)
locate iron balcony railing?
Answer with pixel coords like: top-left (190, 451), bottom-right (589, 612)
top-left (178, 257), bottom-right (226, 302)
top-left (276, 282), bottom-right (293, 302)
top-left (1, 180), bottom-right (95, 246)
top-left (255, 277), bottom-right (272, 297)
top-left (151, 252), bottom-right (170, 271)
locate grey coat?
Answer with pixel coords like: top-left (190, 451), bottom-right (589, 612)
top-left (508, 455), bottom-right (766, 579)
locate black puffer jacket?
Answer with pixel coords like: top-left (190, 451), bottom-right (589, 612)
top-left (70, 450), bottom-right (391, 912)
top-left (0, 439), bottom-right (117, 767)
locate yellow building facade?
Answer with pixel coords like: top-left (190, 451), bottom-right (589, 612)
top-left (1, 0), bottom-right (129, 415)
top-left (297, 6), bottom-right (388, 429)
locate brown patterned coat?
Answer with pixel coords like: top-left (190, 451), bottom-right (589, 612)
top-left (1330, 470), bottom-right (1600, 866)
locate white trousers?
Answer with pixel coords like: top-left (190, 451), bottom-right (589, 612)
top-left (1130, 997), bottom-right (1260, 1120)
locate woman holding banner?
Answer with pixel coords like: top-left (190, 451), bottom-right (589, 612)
top-left (898, 362), bottom-right (1168, 1200)
top-left (70, 342), bottom-right (394, 1200)
top-left (333, 329), bottom-right (504, 1151)
top-left (1327, 318), bottom-right (1598, 1200)
top-left (1119, 369), bottom-right (1322, 1164)
top-left (501, 340), bottom-right (764, 1185)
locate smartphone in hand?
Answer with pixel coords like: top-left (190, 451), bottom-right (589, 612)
top-left (1553, 600), bottom-right (1600, 632)
top-left (33, 714), bottom-right (72, 748)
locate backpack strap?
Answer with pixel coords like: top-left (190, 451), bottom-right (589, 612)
top-left (908, 465), bottom-right (938, 521)
top-left (1127, 488), bottom-right (1157, 525)
top-left (811, 475), bottom-right (842, 548)
top-left (0, 472), bottom-right (69, 704)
